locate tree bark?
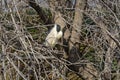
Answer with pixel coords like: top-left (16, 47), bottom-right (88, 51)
top-left (28, 0), bottom-right (52, 24)
top-left (67, 0), bottom-right (86, 71)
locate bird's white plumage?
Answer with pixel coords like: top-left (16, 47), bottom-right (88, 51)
top-left (45, 24), bottom-right (63, 47)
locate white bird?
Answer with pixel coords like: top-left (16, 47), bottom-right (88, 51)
top-left (45, 24), bottom-right (63, 47)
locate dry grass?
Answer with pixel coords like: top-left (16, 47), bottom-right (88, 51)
top-left (0, 0), bottom-right (120, 80)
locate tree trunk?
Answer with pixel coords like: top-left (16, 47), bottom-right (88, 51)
top-left (67, 0), bottom-right (86, 71)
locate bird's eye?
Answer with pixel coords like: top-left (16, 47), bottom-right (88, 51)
top-left (56, 24), bottom-right (61, 32)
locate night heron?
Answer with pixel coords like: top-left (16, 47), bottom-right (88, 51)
top-left (45, 24), bottom-right (63, 47)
